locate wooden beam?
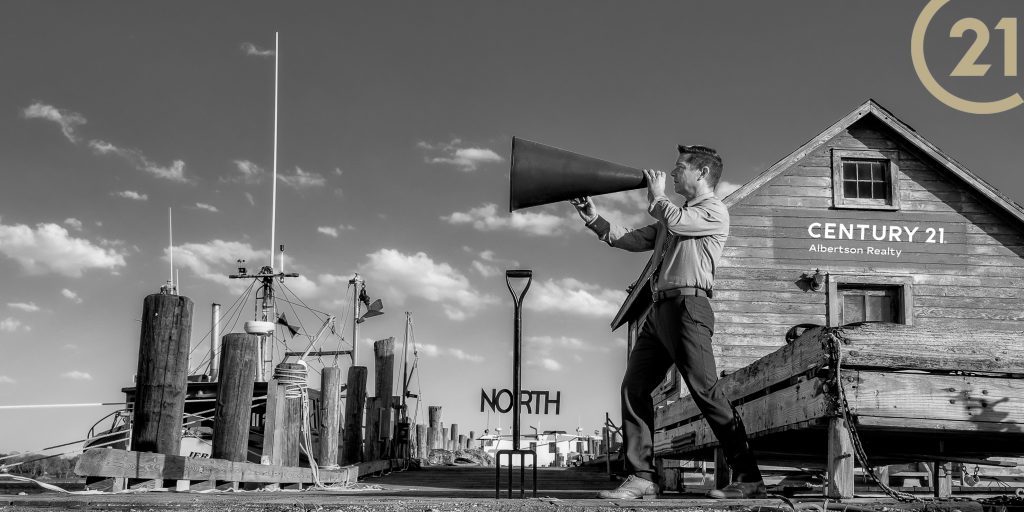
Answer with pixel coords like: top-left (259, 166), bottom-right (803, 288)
top-left (342, 366), bottom-right (367, 464)
top-left (75, 448), bottom-right (359, 485)
top-left (826, 417), bottom-right (854, 499)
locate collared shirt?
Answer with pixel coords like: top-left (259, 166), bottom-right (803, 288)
top-left (585, 191), bottom-right (729, 294)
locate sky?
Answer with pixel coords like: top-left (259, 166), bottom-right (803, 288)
top-left (1, 1), bottom-right (1023, 453)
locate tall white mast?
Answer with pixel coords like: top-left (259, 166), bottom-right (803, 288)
top-left (270, 31), bottom-right (279, 270)
top-left (168, 207), bottom-right (174, 293)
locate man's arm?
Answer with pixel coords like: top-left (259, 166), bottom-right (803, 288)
top-left (648, 198), bottom-right (728, 236)
top-left (570, 196), bottom-right (658, 252)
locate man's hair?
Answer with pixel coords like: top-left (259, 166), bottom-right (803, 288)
top-left (678, 144), bottom-right (723, 189)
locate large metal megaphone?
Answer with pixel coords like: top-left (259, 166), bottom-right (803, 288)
top-left (509, 137), bottom-right (647, 212)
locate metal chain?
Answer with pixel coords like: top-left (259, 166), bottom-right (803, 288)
top-left (825, 329), bottom-right (922, 503)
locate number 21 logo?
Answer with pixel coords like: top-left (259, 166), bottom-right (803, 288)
top-left (912, 0), bottom-right (1023, 114)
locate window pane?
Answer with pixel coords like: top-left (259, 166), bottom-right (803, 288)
top-left (843, 162), bottom-right (856, 180)
top-left (857, 163), bottom-right (869, 180)
top-left (843, 295), bottom-right (866, 324)
top-left (871, 162), bottom-right (884, 181)
top-left (858, 182), bottom-right (872, 198)
top-left (873, 182), bottom-right (888, 200)
top-left (845, 181), bottom-right (858, 198)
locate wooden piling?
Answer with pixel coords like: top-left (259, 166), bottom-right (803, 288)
top-left (372, 338), bottom-right (395, 460)
top-left (364, 396), bottom-right (381, 460)
top-left (284, 394), bottom-right (301, 467)
top-left (442, 427), bottom-right (449, 450)
top-left (469, 431), bottom-right (475, 450)
top-left (261, 379), bottom-right (287, 468)
top-left (427, 406), bottom-right (441, 451)
top-left (131, 293), bottom-right (193, 455)
top-left (318, 367), bottom-right (343, 468)
top-left (416, 424), bottom-right (427, 458)
top-left (458, 435), bottom-right (466, 450)
top-left (212, 333), bottom-right (257, 462)
top-left (450, 424), bottom-right (459, 451)
top-left (342, 366), bottom-right (367, 464)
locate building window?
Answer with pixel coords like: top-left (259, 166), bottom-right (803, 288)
top-left (826, 275), bottom-right (913, 327)
top-left (831, 149), bottom-right (900, 210)
top-left (838, 285), bottom-right (899, 324)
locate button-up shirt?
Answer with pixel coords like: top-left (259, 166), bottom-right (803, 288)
top-left (585, 192), bottom-right (729, 294)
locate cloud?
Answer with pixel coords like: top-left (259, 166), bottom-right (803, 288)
top-left (526, 278), bottom-right (626, 317)
top-left (63, 218), bottom-right (83, 231)
top-left (114, 190), bottom-right (148, 201)
top-left (443, 203), bottom-right (569, 236)
top-left (0, 219), bottom-right (126, 277)
top-left (279, 167), bottom-right (326, 189)
top-left (716, 179), bottom-right (742, 198)
top-left (22, 102), bottom-right (87, 143)
top-left (419, 138), bottom-right (503, 171)
top-left (317, 225), bottom-right (354, 238)
top-left (245, 192), bottom-right (256, 206)
top-left (471, 260), bottom-right (500, 278)
top-left (360, 249), bottom-right (498, 320)
top-left (61, 289), bottom-right (83, 303)
top-left (230, 160), bottom-right (265, 184)
top-left (61, 371), bottom-right (93, 381)
top-left (196, 202), bottom-right (219, 213)
top-left (7, 302), bottom-right (40, 313)
top-left (0, 318), bottom-right (29, 332)
top-left (0, 376), bottom-right (15, 384)
top-left (170, 240), bottom-right (268, 291)
top-left (410, 342), bottom-right (483, 362)
top-left (241, 42), bottom-right (275, 57)
top-left (89, 139), bottom-right (188, 183)
top-left (530, 358), bottom-right (563, 371)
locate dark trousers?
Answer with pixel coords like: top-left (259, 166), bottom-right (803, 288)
top-left (621, 295), bottom-right (762, 483)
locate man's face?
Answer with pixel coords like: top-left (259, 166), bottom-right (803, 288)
top-left (670, 155), bottom-right (705, 198)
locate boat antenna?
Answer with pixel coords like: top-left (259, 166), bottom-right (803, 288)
top-left (270, 31), bottom-right (279, 270)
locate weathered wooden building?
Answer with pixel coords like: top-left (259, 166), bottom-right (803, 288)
top-left (611, 99), bottom-right (1024, 496)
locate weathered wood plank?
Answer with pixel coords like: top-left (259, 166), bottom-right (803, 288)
top-left (75, 448), bottom-right (360, 484)
top-left (826, 417), bottom-right (854, 499)
top-left (835, 323), bottom-right (1024, 374)
top-left (848, 371), bottom-right (1024, 425)
top-left (654, 377), bottom-right (831, 456)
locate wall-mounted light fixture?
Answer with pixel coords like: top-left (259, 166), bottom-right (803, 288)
top-left (802, 268), bottom-right (826, 292)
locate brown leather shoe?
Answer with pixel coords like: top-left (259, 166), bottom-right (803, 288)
top-left (597, 475), bottom-right (659, 499)
top-left (706, 481), bottom-right (767, 499)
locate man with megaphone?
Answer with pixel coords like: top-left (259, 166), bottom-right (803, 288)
top-left (570, 145), bottom-right (765, 500)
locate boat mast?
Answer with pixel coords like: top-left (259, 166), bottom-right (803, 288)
top-left (401, 312), bottom-right (410, 421)
top-left (270, 31), bottom-right (279, 272)
top-left (350, 273), bottom-right (362, 364)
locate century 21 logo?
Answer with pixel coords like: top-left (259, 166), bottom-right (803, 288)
top-left (912, 0), bottom-right (1023, 114)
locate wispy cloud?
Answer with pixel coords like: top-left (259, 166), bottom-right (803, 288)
top-left (22, 102), bottom-right (87, 143)
top-left (7, 302), bottom-right (40, 313)
top-left (317, 224), bottom-right (355, 238)
top-left (360, 248), bottom-right (498, 321)
top-left (463, 248), bottom-right (519, 278)
top-left (169, 240), bottom-right (268, 292)
top-left (526, 278), bottom-right (626, 318)
top-left (443, 203), bottom-right (569, 236)
top-left (0, 376), bottom-right (15, 384)
top-left (245, 192), bottom-right (255, 206)
top-left (410, 342), bottom-right (484, 363)
top-left (0, 318), bottom-right (30, 332)
top-left (196, 202), bottom-right (219, 213)
top-left (89, 139), bottom-right (188, 183)
top-left (114, 190), bottom-right (148, 201)
top-left (229, 159), bottom-right (265, 184)
top-left (61, 289), bottom-right (83, 303)
top-left (0, 219), bottom-right (126, 277)
top-left (419, 138), bottom-right (503, 172)
top-left (61, 371), bottom-right (92, 381)
top-left (241, 42), bottom-right (275, 57)
top-left (279, 167), bottom-right (326, 189)
top-left (533, 358), bottom-right (563, 371)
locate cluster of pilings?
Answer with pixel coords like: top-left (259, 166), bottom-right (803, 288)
top-left (128, 293), bottom-right (480, 475)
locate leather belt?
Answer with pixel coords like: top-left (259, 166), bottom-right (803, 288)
top-left (652, 287), bottom-right (711, 302)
